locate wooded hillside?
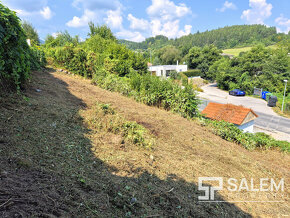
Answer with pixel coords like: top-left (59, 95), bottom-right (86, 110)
top-left (120, 25), bottom-right (288, 52)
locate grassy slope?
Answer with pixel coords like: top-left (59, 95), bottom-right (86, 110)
top-left (0, 69), bottom-right (289, 217)
top-left (223, 45), bottom-right (277, 56)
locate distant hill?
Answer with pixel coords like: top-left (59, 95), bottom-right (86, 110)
top-left (119, 35), bottom-right (170, 50)
top-left (119, 25), bottom-right (288, 52)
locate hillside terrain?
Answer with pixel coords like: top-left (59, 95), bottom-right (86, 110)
top-left (0, 69), bottom-right (289, 217)
top-left (223, 45), bottom-right (277, 56)
top-left (1, 3), bottom-right (289, 216)
top-left (120, 25), bottom-right (287, 51)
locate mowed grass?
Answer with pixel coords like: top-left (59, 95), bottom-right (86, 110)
top-left (0, 68), bottom-right (289, 217)
top-left (223, 44), bottom-right (277, 56)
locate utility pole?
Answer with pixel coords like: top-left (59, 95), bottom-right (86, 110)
top-left (282, 79), bottom-right (288, 113)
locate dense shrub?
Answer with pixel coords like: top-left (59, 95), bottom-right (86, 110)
top-left (183, 69), bottom-right (202, 77)
top-left (91, 70), bottom-right (200, 118)
top-left (212, 45), bottom-right (290, 94)
top-left (48, 43), bottom-right (147, 77)
top-left (0, 3), bottom-right (46, 90)
top-left (179, 72), bottom-right (188, 86)
top-left (202, 119), bottom-right (290, 152)
top-left (168, 70), bottom-right (178, 79)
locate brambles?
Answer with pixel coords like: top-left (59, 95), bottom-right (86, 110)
top-left (0, 3), bottom-right (46, 91)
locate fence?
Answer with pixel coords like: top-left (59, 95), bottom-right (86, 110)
top-left (253, 87), bottom-right (263, 97)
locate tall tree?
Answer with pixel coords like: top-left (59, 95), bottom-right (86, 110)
top-left (22, 21), bottom-right (40, 45)
top-left (88, 22), bottom-right (116, 41)
top-left (156, 45), bottom-right (182, 65)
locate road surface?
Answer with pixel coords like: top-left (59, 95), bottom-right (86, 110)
top-left (198, 83), bottom-right (290, 135)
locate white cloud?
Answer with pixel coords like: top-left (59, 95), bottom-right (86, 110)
top-left (72, 0), bottom-right (120, 11)
top-left (2, 0), bottom-right (54, 20)
top-left (2, 0), bottom-right (47, 12)
top-left (105, 9), bottom-right (123, 29)
top-left (144, 0), bottom-right (193, 39)
top-left (52, 32), bottom-right (60, 38)
top-left (147, 0), bottom-right (191, 21)
top-left (241, 0), bottom-right (272, 24)
top-left (40, 6), bottom-right (53, 20)
top-left (178, 24), bottom-right (192, 37)
top-left (66, 9), bottom-right (97, 27)
top-left (66, 0), bottom-right (194, 40)
top-left (128, 14), bottom-right (150, 32)
top-left (116, 30), bottom-right (145, 42)
top-left (13, 9), bottom-right (32, 17)
top-left (275, 14), bottom-right (290, 33)
top-left (67, 0), bottom-right (123, 29)
top-left (151, 19), bottom-right (192, 38)
top-left (217, 1), bottom-right (237, 12)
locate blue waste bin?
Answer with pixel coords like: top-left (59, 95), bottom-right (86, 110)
top-left (262, 91), bottom-right (270, 100)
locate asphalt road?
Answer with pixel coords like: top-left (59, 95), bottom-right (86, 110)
top-left (198, 84), bottom-right (290, 135)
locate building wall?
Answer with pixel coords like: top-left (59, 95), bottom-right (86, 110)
top-left (236, 120), bottom-right (254, 133)
top-left (149, 65), bottom-right (188, 77)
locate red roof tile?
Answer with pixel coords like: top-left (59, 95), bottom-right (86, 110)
top-left (201, 103), bottom-right (258, 125)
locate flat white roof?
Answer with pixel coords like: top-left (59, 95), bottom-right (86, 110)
top-left (150, 65), bottom-right (187, 67)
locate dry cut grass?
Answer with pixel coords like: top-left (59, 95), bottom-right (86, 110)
top-left (0, 68), bottom-right (289, 217)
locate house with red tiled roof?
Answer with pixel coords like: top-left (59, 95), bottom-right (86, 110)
top-left (202, 102), bottom-right (258, 133)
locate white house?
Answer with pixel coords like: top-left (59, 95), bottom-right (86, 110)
top-left (202, 102), bottom-right (258, 133)
top-left (148, 64), bottom-right (188, 77)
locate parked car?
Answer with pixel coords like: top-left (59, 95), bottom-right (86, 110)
top-left (229, 89), bottom-right (245, 96)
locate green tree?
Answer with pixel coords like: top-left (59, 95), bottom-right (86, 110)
top-left (238, 45), bottom-right (270, 76)
top-left (22, 21), bottom-right (40, 45)
top-left (157, 45), bottom-right (182, 65)
top-left (44, 31), bottom-right (79, 48)
top-left (186, 45), bottom-right (221, 79)
top-left (186, 47), bottom-right (202, 69)
top-left (264, 49), bottom-right (289, 75)
top-left (88, 22), bottom-right (116, 41)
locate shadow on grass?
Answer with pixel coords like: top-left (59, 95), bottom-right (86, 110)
top-left (0, 68), bottom-right (251, 217)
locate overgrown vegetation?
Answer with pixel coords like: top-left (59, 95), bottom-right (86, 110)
top-left (0, 3), bottom-right (46, 91)
top-left (45, 23), bottom-right (200, 119)
top-left (209, 44), bottom-right (290, 94)
top-left (86, 103), bottom-right (155, 148)
top-left (44, 21), bottom-right (290, 152)
top-left (183, 69), bottom-right (202, 78)
top-left (21, 21), bottom-right (40, 46)
top-left (200, 119), bottom-right (290, 152)
top-left (93, 71), bottom-right (200, 119)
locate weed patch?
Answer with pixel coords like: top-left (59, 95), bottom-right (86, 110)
top-left (83, 103), bottom-right (155, 149)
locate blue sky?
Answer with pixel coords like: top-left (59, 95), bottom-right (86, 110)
top-left (2, 0), bottom-right (290, 42)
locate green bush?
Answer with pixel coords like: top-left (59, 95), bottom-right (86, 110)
top-left (169, 70), bottom-right (179, 79)
top-left (91, 70), bottom-right (200, 118)
top-left (204, 119), bottom-right (290, 152)
top-left (0, 3), bottom-right (45, 90)
top-left (183, 69), bottom-right (202, 77)
top-left (179, 72), bottom-right (188, 86)
top-left (46, 40), bottom-right (200, 118)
